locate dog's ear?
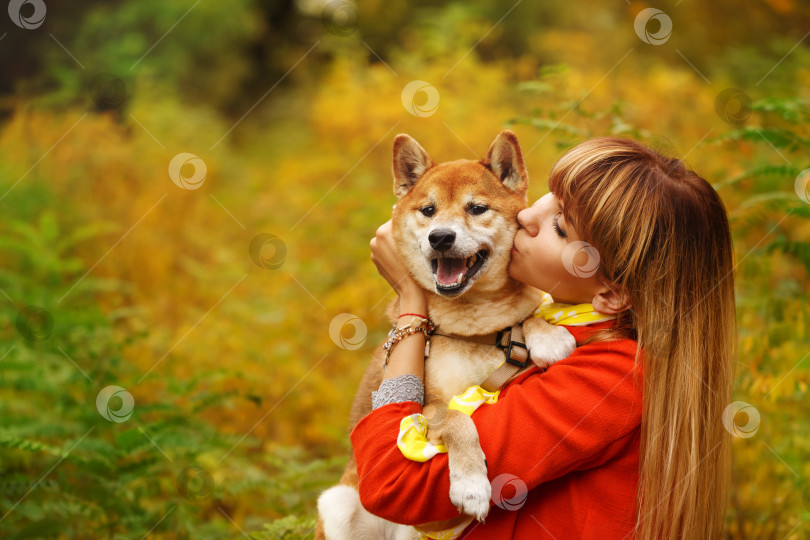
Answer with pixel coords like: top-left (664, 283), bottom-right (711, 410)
top-left (393, 134), bottom-right (433, 198)
top-left (482, 130), bottom-right (528, 196)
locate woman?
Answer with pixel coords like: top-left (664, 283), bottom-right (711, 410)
top-left (356, 137), bottom-right (736, 539)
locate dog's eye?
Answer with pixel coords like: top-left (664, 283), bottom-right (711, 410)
top-left (468, 204), bottom-right (488, 216)
top-left (420, 205), bottom-right (435, 217)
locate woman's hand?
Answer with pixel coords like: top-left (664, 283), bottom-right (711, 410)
top-left (371, 220), bottom-right (428, 381)
top-left (370, 220), bottom-right (424, 300)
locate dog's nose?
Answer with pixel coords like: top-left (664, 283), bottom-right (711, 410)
top-left (428, 229), bottom-right (456, 251)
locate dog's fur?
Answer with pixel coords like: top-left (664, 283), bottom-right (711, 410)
top-left (315, 130), bottom-right (576, 540)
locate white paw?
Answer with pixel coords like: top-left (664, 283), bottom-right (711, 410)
top-left (449, 470), bottom-right (491, 522)
top-left (526, 325), bottom-right (576, 368)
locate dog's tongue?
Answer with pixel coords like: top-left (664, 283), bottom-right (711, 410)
top-left (436, 257), bottom-right (467, 284)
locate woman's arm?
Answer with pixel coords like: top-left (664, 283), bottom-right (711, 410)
top-left (381, 289), bottom-right (428, 382)
top-left (370, 220), bottom-right (430, 382)
top-left (350, 338), bottom-right (644, 525)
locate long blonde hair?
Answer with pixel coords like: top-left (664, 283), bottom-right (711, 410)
top-left (549, 137), bottom-right (736, 539)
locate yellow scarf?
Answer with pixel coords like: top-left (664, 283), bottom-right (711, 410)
top-left (400, 293), bottom-right (615, 539)
top-left (532, 290), bottom-right (617, 326)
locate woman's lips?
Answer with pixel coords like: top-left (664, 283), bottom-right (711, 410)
top-left (512, 229), bottom-right (522, 254)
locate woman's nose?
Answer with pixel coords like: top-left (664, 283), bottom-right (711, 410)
top-left (517, 207), bottom-right (539, 235)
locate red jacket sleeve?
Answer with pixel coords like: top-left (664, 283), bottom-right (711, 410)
top-left (349, 336), bottom-right (643, 525)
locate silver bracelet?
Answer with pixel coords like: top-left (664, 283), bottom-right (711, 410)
top-left (382, 316), bottom-right (435, 368)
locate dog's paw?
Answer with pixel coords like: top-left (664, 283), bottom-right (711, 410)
top-left (523, 319), bottom-right (576, 368)
top-left (449, 470), bottom-right (491, 523)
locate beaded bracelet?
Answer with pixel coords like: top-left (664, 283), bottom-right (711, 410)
top-left (382, 316), bottom-right (435, 368)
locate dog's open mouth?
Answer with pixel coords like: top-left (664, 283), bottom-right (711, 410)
top-left (431, 249), bottom-right (489, 293)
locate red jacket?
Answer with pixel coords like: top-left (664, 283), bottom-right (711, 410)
top-left (350, 320), bottom-right (644, 539)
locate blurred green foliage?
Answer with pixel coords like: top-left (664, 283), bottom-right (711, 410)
top-left (0, 0), bottom-right (809, 538)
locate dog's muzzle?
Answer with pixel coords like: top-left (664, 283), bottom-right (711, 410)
top-left (430, 249), bottom-right (490, 294)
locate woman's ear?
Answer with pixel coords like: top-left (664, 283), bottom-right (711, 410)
top-left (591, 276), bottom-right (632, 314)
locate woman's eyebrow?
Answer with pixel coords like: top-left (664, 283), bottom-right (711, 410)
top-left (557, 201), bottom-right (576, 227)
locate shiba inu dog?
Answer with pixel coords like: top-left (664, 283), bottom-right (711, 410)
top-left (315, 130), bottom-right (576, 540)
